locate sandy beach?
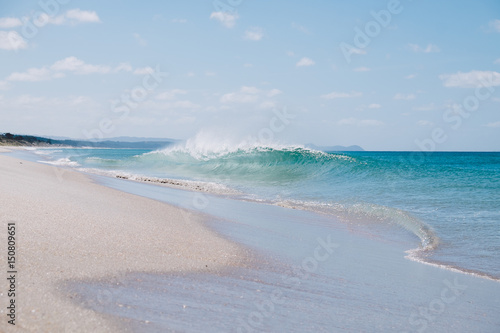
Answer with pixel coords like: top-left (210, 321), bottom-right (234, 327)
top-left (0, 147), bottom-right (247, 332)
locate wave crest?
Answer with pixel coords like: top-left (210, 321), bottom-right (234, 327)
top-left (138, 135), bottom-right (356, 184)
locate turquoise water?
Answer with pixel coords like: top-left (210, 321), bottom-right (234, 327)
top-left (33, 144), bottom-right (500, 279)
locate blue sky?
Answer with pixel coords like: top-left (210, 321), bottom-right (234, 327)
top-left (0, 0), bottom-right (499, 150)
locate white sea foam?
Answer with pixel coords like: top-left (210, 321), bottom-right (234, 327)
top-left (274, 199), bottom-right (439, 251)
top-left (33, 149), bottom-right (63, 155)
top-left (40, 158), bottom-right (81, 167)
top-left (149, 130), bottom-right (333, 161)
top-left (271, 198), bottom-right (500, 282)
top-left (77, 167), bottom-right (240, 196)
top-left (405, 249), bottom-right (500, 282)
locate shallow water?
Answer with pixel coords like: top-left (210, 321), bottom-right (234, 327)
top-left (65, 175), bottom-right (500, 332)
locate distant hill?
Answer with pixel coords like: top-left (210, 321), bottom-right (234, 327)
top-left (0, 133), bottom-right (53, 146)
top-left (0, 133), bottom-right (176, 149)
top-left (306, 143), bottom-right (364, 152)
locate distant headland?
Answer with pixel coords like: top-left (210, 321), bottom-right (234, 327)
top-left (0, 133), bottom-right (364, 151)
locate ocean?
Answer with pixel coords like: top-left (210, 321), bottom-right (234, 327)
top-left (30, 140), bottom-right (500, 281)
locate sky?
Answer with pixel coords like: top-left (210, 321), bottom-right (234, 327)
top-left (0, 0), bottom-right (499, 151)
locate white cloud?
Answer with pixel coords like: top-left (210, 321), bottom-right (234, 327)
top-left (489, 20), bottom-right (500, 33)
top-left (439, 70), bottom-right (500, 88)
top-left (0, 81), bottom-right (10, 90)
top-left (51, 56), bottom-right (110, 74)
top-left (495, 59), bottom-right (500, 64)
top-left (66, 9), bottom-right (100, 23)
top-left (10, 95), bottom-right (46, 106)
top-left (221, 93), bottom-right (258, 104)
top-left (220, 86), bottom-right (261, 104)
top-left (485, 121), bottom-right (500, 128)
top-left (205, 71), bottom-right (216, 76)
top-left (210, 11), bottom-right (238, 28)
top-left (7, 57), bottom-right (115, 82)
top-left (291, 22), bottom-right (309, 34)
top-left (484, 121), bottom-right (500, 128)
top-left (368, 103), bottom-right (381, 109)
top-left (133, 33), bottom-right (147, 47)
top-left (296, 57), bottom-right (315, 67)
top-left (355, 48), bottom-right (367, 55)
top-left (286, 51), bottom-right (295, 57)
top-left (39, 13), bottom-right (65, 25)
top-left (243, 63), bottom-right (253, 68)
top-left (172, 101), bottom-right (199, 109)
top-left (408, 43), bottom-right (440, 53)
top-left (244, 27), bottom-right (264, 41)
top-left (187, 71), bottom-right (195, 77)
top-left (52, 72), bottom-right (66, 79)
top-left (267, 89), bottom-right (282, 97)
top-left (156, 89), bottom-right (187, 100)
top-left (172, 18), bottom-right (187, 23)
top-left (240, 86), bottom-right (260, 94)
top-left (133, 67), bottom-right (154, 75)
top-left (417, 120), bottom-right (435, 127)
top-left (349, 47), bottom-right (366, 55)
top-left (258, 101), bottom-right (276, 109)
top-left (354, 67), bottom-right (370, 72)
top-left (0, 17), bottom-right (22, 28)
top-left (205, 106), bottom-right (218, 112)
top-left (321, 91), bottom-right (362, 99)
top-left (114, 62), bottom-right (132, 72)
top-left (175, 116), bottom-right (196, 124)
top-left (39, 9), bottom-right (100, 25)
top-left (337, 118), bottom-right (384, 127)
top-left (393, 93), bottom-right (416, 100)
top-left (0, 31), bottom-right (28, 50)
top-left (70, 96), bottom-right (90, 105)
top-left (413, 103), bottom-right (437, 111)
top-left (0, 9), bottom-right (99, 32)
top-left (7, 67), bottom-right (53, 82)
top-left (405, 74), bottom-right (417, 79)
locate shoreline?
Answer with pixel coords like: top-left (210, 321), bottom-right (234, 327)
top-left (0, 148), bottom-right (250, 332)
top-left (7, 146), bottom-right (500, 282)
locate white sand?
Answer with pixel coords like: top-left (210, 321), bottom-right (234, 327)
top-left (0, 149), bottom-right (246, 332)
